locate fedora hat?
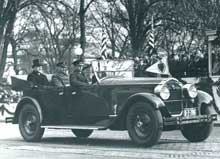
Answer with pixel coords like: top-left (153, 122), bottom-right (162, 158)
top-left (72, 59), bottom-right (81, 66)
top-left (32, 59), bottom-right (43, 68)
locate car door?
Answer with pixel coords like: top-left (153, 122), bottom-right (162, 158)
top-left (37, 87), bottom-right (67, 125)
top-left (66, 84), bottom-right (111, 126)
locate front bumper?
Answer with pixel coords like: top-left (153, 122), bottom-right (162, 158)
top-left (164, 114), bottom-right (217, 126)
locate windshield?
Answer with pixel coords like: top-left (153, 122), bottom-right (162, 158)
top-left (91, 60), bottom-right (134, 81)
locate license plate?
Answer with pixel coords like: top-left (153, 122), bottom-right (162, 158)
top-left (183, 108), bottom-right (197, 117)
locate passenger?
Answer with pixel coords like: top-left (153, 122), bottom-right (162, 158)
top-left (51, 62), bottom-right (69, 87)
top-left (27, 59), bottom-right (49, 86)
top-left (69, 60), bottom-right (89, 86)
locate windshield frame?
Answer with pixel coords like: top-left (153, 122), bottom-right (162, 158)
top-left (91, 59), bottom-right (134, 83)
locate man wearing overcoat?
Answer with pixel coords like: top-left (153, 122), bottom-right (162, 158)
top-left (27, 59), bottom-right (49, 86)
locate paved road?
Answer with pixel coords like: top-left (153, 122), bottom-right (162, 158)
top-left (1, 123), bottom-right (220, 159)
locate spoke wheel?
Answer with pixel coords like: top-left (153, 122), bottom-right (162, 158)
top-left (126, 102), bottom-right (163, 147)
top-left (71, 129), bottom-right (93, 138)
top-left (18, 103), bottom-right (44, 142)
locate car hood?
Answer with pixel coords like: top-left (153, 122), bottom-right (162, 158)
top-left (99, 77), bottom-right (169, 86)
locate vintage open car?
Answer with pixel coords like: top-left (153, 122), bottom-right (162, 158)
top-left (10, 59), bottom-right (217, 147)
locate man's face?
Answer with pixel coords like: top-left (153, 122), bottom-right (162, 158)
top-left (183, 56), bottom-right (187, 61)
top-left (73, 64), bottom-right (82, 73)
top-left (76, 65), bottom-right (81, 70)
top-left (34, 66), bottom-right (43, 72)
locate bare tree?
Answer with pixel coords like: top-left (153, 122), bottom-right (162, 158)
top-left (89, 1), bottom-right (129, 58)
top-left (0, 0), bottom-right (30, 76)
top-left (13, 1), bottom-right (78, 73)
top-left (79, 0), bottom-right (95, 58)
top-left (0, 0), bottom-right (68, 76)
top-left (116, 0), bottom-right (165, 57)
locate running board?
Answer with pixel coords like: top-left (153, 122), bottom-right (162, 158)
top-left (41, 125), bottom-right (107, 130)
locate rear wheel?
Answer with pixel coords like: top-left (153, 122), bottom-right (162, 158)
top-left (181, 106), bottom-right (213, 142)
top-left (71, 129), bottom-right (93, 138)
top-left (18, 103), bottom-right (44, 142)
top-left (126, 102), bottom-right (163, 147)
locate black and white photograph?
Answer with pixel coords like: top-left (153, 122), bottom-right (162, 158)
top-left (1, 0), bottom-right (220, 158)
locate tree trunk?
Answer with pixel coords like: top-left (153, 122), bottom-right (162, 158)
top-left (10, 37), bottom-right (19, 75)
top-left (111, 39), bottom-right (116, 58)
top-left (130, 36), bottom-right (143, 58)
top-left (79, 0), bottom-right (86, 58)
top-left (124, 0), bottom-right (147, 58)
top-left (0, 13), bottom-right (16, 77)
top-left (110, 6), bottom-right (115, 58)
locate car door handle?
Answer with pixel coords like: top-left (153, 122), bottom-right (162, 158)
top-left (72, 92), bottom-right (76, 95)
top-left (59, 92), bottom-right (64, 95)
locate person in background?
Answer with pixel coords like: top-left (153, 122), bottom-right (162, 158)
top-left (212, 53), bottom-right (220, 75)
top-left (69, 60), bottom-right (89, 86)
top-left (179, 54), bottom-right (189, 77)
top-left (168, 54), bottom-right (179, 78)
top-left (51, 62), bottom-right (69, 87)
top-left (27, 59), bottom-right (49, 86)
top-left (193, 51), bottom-right (204, 77)
top-left (134, 57), bottom-right (141, 77)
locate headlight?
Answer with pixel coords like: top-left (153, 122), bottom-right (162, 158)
top-left (154, 85), bottom-right (170, 100)
top-left (183, 84), bottom-right (198, 98)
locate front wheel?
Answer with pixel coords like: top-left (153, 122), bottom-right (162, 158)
top-left (126, 102), bottom-right (163, 147)
top-left (18, 103), bottom-right (44, 142)
top-left (181, 106), bottom-right (213, 142)
top-left (71, 129), bottom-right (93, 138)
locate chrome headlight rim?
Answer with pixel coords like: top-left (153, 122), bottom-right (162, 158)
top-left (154, 85), bottom-right (170, 100)
top-left (183, 84), bottom-right (198, 98)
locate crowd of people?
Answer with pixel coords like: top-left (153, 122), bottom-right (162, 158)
top-left (133, 51), bottom-right (209, 78)
top-left (169, 52), bottom-right (208, 78)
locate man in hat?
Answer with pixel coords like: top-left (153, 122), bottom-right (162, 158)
top-left (51, 62), bottom-right (69, 87)
top-left (27, 59), bottom-right (49, 86)
top-left (212, 53), bottom-right (220, 75)
top-left (69, 59), bottom-right (89, 86)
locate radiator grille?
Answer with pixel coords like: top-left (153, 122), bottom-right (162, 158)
top-left (165, 80), bottom-right (183, 114)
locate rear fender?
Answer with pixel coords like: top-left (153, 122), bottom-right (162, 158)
top-left (13, 96), bottom-right (43, 124)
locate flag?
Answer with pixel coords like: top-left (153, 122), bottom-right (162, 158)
top-left (148, 30), bottom-right (155, 48)
top-left (101, 17), bottom-right (107, 60)
top-left (148, 16), bottom-right (155, 48)
top-left (101, 31), bottom-right (107, 59)
top-left (146, 57), bottom-right (170, 75)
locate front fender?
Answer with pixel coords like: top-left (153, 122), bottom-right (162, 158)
top-left (197, 90), bottom-right (213, 107)
top-left (124, 92), bottom-right (165, 110)
top-left (110, 93), bottom-right (165, 130)
top-left (13, 96), bottom-right (43, 124)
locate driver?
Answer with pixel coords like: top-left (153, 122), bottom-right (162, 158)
top-left (69, 59), bottom-right (89, 86)
top-left (51, 62), bottom-right (69, 87)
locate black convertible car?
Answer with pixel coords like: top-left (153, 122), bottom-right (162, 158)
top-left (9, 60), bottom-right (217, 147)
